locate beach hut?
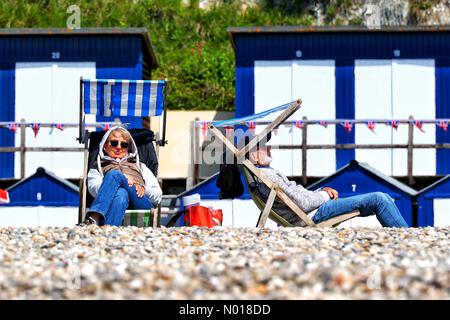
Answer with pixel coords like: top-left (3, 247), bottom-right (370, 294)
top-left (416, 175), bottom-right (450, 227)
top-left (0, 28), bottom-right (159, 179)
top-left (228, 26), bottom-right (450, 178)
top-left (307, 160), bottom-right (417, 227)
top-left (0, 167), bottom-right (79, 227)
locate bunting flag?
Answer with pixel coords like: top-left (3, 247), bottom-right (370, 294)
top-left (367, 121), bottom-right (376, 133)
top-left (103, 123), bottom-right (111, 132)
top-left (83, 79), bottom-right (166, 117)
top-left (30, 123), bottom-right (41, 137)
top-left (225, 126), bottom-right (233, 138)
top-left (246, 121), bottom-right (256, 130)
top-left (49, 123), bottom-right (65, 135)
top-left (414, 120), bottom-right (426, 133)
top-left (200, 121), bottom-right (208, 140)
top-left (294, 120), bottom-right (305, 129)
top-left (388, 120), bottom-right (399, 130)
top-left (341, 120), bottom-right (353, 133)
top-left (6, 123), bottom-right (18, 133)
top-left (318, 120), bottom-right (328, 128)
top-left (437, 120), bottom-right (448, 131)
top-left (0, 188), bottom-right (10, 204)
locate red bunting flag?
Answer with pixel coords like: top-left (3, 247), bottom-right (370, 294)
top-left (54, 123), bottom-right (64, 131)
top-left (341, 120), bottom-right (353, 133)
top-left (367, 121), bottom-right (376, 133)
top-left (225, 126), bottom-right (233, 138)
top-left (103, 123), bottom-right (110, 132)
top-left (0, 188), bottom-right (10, 204)
top-left (200, 121), bottom-right (208, 140)
top-left (6, 123), bottom-right (18, 133)
top-left (246, 121), bottom-right (256, 129)
top-left (30, 123), bottom-right (41, 137)
top-left (294, 120), bottom-right (304, 129)
top-left (388, 120), bottom-right (399, 130)
top-left (437, 120), bottom-right (448, 132)
top-left (414, 120), bottom-right (425, 133)
top-left (245, 121), bottom-right (256, 135)
top-left (318, 120), bottom-right (328, 128)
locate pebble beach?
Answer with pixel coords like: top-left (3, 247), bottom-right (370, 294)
top-left (0, 226), bottom-right (448, 299)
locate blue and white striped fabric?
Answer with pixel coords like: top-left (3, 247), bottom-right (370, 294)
top-left (83, 79), bottom-right (165, 117)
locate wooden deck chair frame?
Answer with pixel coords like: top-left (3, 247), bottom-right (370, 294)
top-left (208, 99), bottom-right (360, 228)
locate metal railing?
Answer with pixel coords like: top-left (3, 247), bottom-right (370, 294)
top-left (193, 115), bottom-right (450, 186)
top-left (0, 119), bottom-right (118, 179)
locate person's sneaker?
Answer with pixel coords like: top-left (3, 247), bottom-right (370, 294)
top-left (76, 216), bottom-right (100, 227)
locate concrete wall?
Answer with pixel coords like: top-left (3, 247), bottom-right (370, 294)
top-left (151, 110), bottom-right (234, 180)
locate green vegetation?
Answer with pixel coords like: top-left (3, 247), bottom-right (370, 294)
top-left (0, 0), bottom-right (362, 111)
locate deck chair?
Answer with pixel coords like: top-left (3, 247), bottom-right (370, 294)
top-left (208, 99), bottom-right (360, 228)
top-left (77, 78), bottom-right (168, 227)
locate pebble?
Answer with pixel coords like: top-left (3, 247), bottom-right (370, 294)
top-left (0, 226), bottom-right (448, 299)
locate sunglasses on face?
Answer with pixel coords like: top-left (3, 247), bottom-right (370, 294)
top-left (108, 140), bottom-right (129, 149)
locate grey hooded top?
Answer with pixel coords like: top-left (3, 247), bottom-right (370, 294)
top-left (87, 126), bottom-right (162, 206)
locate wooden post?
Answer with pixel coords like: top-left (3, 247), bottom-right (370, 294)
top-left (194, 118), bottom-right (200, 186)
top-left (78, 77), bottom-right (84, 143)
top-left (154, 132), bottom-right (162, 228)
top-left (155, 132), bottom-right (160, 167)
top-left (20, 119), bottom-right (26, 179)
top-left (407, 115), bottom-right (414, 185)
top-left (80, 131), bottom-right (90, 223)
top-left (187, 119), bottom-right (200, 189)
top-left (302, 116), bottom-right (308, 186)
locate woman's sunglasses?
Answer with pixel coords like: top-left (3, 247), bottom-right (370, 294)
top-left (108, 140), bottom-right (129, 149)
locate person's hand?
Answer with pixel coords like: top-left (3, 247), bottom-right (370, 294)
top-left (127, 177), bottom-right (134, 187)
top-left (322, 187), bottom-right (338, 200)
top-left (135, 184), bottom-right (145, 198)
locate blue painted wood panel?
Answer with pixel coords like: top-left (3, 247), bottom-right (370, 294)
top-left (0, 63), bottom-right (15, 178)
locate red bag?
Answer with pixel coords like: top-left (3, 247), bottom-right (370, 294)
top-left (184, 205), bottom-right (223, 227)
top-left (0, 189), bottom-right (9, 204)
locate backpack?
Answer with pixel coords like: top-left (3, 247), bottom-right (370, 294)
top-left (216, 164), bottom-right (244, 199)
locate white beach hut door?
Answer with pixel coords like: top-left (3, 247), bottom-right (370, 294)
top-left (254, 61), bottom-right (294, 176)
top-left (292, 60), bottom-right (336, 177)
top-left (355, 59), bottom-right (435, 176)
top-left (254, 60), bottom-right (336, 177)
top-left (355, 60), bottom-right (393, 176)
top-left (433, 199), bottom-right (450, 227)
top-left (15, 62), bottom-right (96, 178)
top-left (391, 59), bottom-right (435, 176)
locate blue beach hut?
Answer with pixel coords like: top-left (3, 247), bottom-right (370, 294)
top-left (416, 175), bottom-right (450, 227)
top-left (0, 167), bottom-right (79, 227)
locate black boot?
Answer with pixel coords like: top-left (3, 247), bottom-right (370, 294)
top-left (76, 213), bottom-right (103, 227)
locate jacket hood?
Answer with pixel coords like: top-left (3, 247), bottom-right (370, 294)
top-left (98, 126), bottom-right (138, 162)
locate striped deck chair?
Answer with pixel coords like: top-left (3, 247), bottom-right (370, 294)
top-left (122, 210), bottom-right (155, 228)
top-left (208, 99), bottom-right (360, 228)
top-left (78, 79), bottom-right (168, 227)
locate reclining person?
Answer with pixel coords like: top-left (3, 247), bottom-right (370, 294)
top-left (79, 126), bottom-right (162, 226)
top-left (242, 133), bottom-right (408, 228)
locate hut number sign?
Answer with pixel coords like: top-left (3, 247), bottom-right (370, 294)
top-left (51, 52), bottom-right (61, 60)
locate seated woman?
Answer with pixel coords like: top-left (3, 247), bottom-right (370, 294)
top-left (78, 126), bottom-right (162, 226)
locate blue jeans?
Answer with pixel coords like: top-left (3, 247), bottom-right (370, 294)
top-left (312, 192), bottom-right (409, 227)
top-left (89, 170), bottom-right (153, 226)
